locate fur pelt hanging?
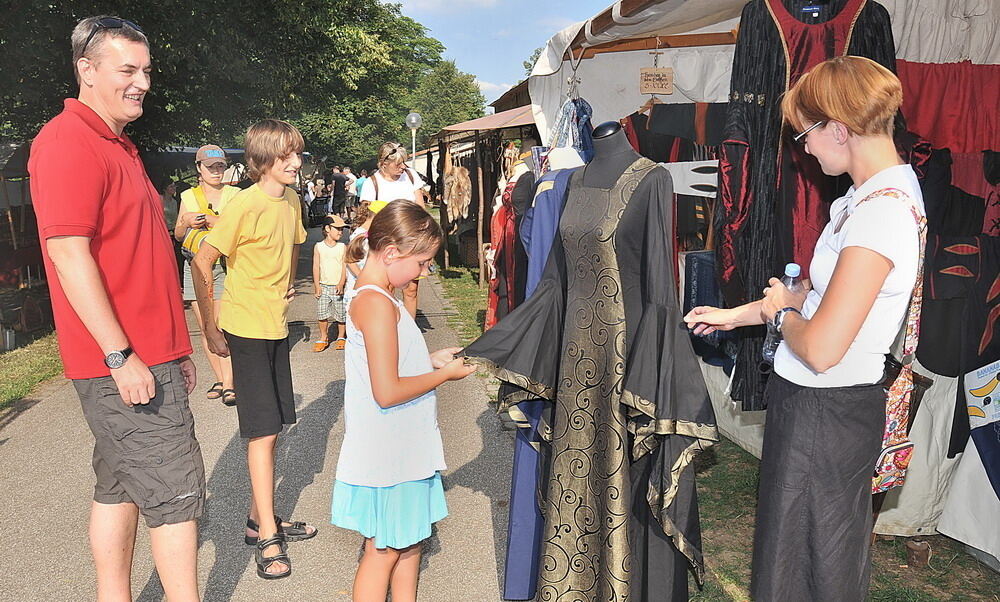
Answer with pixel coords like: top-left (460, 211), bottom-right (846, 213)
top-left (445, 166), bottom-right (472, 230)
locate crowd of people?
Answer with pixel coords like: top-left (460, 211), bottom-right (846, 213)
top-left (28, 15), bottom-right (472, 602)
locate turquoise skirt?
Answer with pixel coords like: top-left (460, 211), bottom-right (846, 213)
top-left (331, 472), bottom-right (447, 550)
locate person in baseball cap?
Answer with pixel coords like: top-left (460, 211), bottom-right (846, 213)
top-left (195, 144), bottom-right (228, 168)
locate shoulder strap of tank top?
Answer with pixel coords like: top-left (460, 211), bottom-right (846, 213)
top-left (353, 284), bottom-right (401, 306)
top-left (857, 187), bottom-right (927, 365)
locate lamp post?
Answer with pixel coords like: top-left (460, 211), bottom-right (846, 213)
top-left (405, 112), bottom-right (422, 163)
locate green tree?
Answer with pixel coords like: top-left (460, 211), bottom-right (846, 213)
top-left (409, 60), bottom-right (485, 148)
top-left (0, 0), bottom-right (441, 156)
top-left (523, 47), bottom-right (543, 78)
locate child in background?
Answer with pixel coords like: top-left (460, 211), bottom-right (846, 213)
top-left (344, 200), bottom-right (378, 300)
top-left (313, 215), bottom-right (348, 352)
top-left (331, 200), bottom-right (475, 602)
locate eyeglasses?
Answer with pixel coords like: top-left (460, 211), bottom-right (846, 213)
top-left (792, 120), bottom-right (826, 145)
top-left (81, 17), bottom-right (144, 56)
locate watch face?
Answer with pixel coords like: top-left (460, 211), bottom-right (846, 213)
top-left (105, 351), bottom-right (126, 369)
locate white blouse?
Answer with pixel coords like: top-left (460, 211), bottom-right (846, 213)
top-left (775, 164), bottom-right (924, 388)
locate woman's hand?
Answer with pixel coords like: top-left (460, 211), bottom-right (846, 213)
top-left (181, 212), bottom-right (206, 229)
top-left (683, 306), bottom-right (739, 336)
top-left (430, 347), bottom-right (463, 369)
top-left (761, 278), bottom-right (811, 321)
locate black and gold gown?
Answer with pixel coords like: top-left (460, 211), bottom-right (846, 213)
top-left (465, 157), bottom-right (718, 601)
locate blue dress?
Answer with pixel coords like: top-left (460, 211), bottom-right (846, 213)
top-left (502, 168), bottom-right (576, 600)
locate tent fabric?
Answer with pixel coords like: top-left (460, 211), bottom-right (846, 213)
top-left (880, 0), bottom-right (1000, 65)
top-left (441, 105), bottom-right (534, 133)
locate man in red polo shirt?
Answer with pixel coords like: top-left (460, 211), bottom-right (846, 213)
top-left (29, 16), bottom-right (203, 601)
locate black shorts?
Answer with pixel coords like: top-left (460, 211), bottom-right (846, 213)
top-left (224, 331), bottom-right (296, 438)
top-left (73, 360), bottom-right (206, 528)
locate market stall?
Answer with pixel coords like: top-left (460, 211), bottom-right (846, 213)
top-left (513, 0), bottom-right (999, 585)
top-left (433, 106), bottom-right (537, 278)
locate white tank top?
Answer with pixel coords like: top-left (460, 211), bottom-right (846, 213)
top-left (335, 284), bottom-right (446, 487)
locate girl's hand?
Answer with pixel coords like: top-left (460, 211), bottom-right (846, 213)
top-left (430, 347), bottom-right (463, 369)
top-left (440, 357), bottom-right (476, 381)
top-left (761, 278), bottom-right (812, 321)
top-left (683, 306), bottom-right (736, 336)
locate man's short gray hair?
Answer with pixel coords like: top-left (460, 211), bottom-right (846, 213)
top-left (71, 16), bottom-right (148, 83)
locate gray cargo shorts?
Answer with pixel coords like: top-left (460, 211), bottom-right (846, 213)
top-left (73, 359), bottom-right (206, 528)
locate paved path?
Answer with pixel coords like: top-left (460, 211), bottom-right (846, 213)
top-left (0, 227), bottom-right (513, 601)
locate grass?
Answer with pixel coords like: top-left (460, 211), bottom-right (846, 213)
top-left (0, 331), bottom-right (62, 409)
top-left (436, 266), bottom-right (488, 346)
top-left (432, 268), bottom-right (1000, 601)
top-left (689, 439), bottom-right (1000, 601)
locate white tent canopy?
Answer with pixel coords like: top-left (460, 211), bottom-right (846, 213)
top-left (525, 0), bottom-right (1000, 569)
top-left (528, 0), bottom-right (745, 143)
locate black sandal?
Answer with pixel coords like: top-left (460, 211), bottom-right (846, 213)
top-left (245, 515), bottom-right (318, 545)
top-left (206, 381), bottom-right (223, 400)
top-left (221, 389), bottom-right (237, 406)
top-left (255, 535), bottom-right (291, 580)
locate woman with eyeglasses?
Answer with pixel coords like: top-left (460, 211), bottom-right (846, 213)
top-left (174, 144), bottom-right (241, 406)
top-left (359, 142), bottom-right (428, 318)
top-left (685, 56), bottom-right (926, 600)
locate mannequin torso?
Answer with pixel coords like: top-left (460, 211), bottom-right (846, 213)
top-left (581, 124), bottom-right (642, 188)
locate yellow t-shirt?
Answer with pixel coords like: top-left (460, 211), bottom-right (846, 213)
top-left (316, 240), bottom-right (346, 286)
top-left (179, 184), bottom-right (240, 216)
top-left (205, 184), bottom-right (308, 339)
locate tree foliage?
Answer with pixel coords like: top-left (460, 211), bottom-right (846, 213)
top-left (409, 60), bottom-right (484, 148)
top-left (0, 0), bottom-right (484, 167)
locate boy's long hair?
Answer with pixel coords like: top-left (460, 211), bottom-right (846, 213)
top-left (346, 201), bottom-right (440, 265)
top-left (244, 119), bottom-right (305, 182)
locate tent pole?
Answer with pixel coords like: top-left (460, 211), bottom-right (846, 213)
top-left (475, 130), bottom-right (486, 289)
top-left (437, 139), bottom-right (451, 269)
top-left (1, 174), bottom-right (17, 251)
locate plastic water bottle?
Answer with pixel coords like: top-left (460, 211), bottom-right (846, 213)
top-left (762, 263), bottom-right (803, 364)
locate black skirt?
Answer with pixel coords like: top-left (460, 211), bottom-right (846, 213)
top-left (751, 373), bottom-right (885, 601)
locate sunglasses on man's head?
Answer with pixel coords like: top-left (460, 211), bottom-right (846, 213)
top-left (81, 17), bottom-right (144, 55)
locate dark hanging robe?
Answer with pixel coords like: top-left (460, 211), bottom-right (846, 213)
top-left (465, 158), bottom-right (719, 601)
top-left (714, 0), bottom-right (897, 409)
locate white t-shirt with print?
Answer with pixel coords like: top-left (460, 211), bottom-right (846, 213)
top-left (774, 164), bottom-right (924, 388)
top-left (359, 169), bottom-right (425, 203)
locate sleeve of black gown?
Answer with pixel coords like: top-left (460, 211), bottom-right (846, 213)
top-left (463, 229), bottom-right (567, 408)
top-left (715, 0), bottom-right (761, 306)
top-left (617, 167), bottom-right (719, 583)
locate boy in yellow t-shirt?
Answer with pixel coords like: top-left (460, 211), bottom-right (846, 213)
top-left (192, 120), bottom-right (315, 580)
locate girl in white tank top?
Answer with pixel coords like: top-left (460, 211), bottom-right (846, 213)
top-left (330, 201), bottom-right (474, 602)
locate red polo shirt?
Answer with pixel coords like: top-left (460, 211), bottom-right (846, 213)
top-left (29, 99), bottom-right (191, 379)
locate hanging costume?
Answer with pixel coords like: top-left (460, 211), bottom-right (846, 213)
top-left (499, 167), bottom-right (578, 600)
top-left (715, 0), bottom-right (897, 409)
top-left (466, 158), bottom-right (718, 600)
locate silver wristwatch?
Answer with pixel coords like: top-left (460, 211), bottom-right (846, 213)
top-left (104, 347), bottom-right (134, 369)
top-left (772, 307), bottom-right (801, 333)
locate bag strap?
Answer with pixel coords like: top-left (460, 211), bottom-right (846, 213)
top-left (856, 187), bottom-right (927, 367)
top-left (372, 174), bottom-right (380, 200)
top-left (191, 185), bottom-right (216, 216)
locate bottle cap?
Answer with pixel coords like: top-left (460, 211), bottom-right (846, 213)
top-left (785, 263), bottom-right (801, 278)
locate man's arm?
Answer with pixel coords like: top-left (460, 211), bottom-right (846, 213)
top-left (192, 242), bottom-right (229, 357)
top-left (46, 236), bottom-right (156, 405)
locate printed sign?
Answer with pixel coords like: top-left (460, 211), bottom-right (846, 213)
top-left (640, 68), bottom-right (674, 95)
top-left (967, 359), bottom-right (1000, 429)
